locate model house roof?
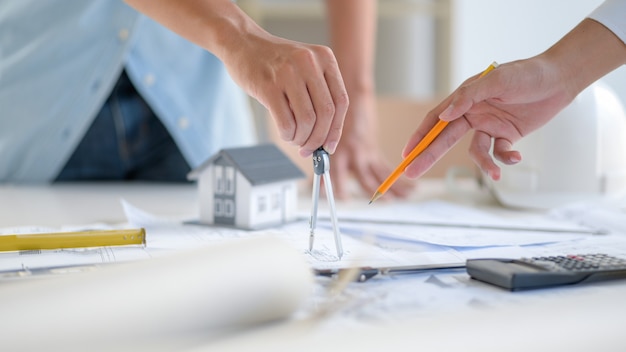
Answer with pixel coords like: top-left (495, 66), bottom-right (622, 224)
top-left (188, 144), bottom-right (305, 185)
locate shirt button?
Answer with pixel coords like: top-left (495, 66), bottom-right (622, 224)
top-left (61, 128), bottom-right (71, 140)
top-left (144, 74), bottom-right (156, 87)
top-left (118, 28), bottom-right (129, 41)
top-left (91, 80), bottom-right (101, 92)
top-left (178, 116), bottom-right (190, 130)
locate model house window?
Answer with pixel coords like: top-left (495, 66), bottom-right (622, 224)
top-left (214, 199), bottom-right (223, 216)
top-left (272, 192), bottom-right (281, 210)
top-left (224, 166), bottom-right (235, 195)
top-left (224, 199), bottom-right (235, 217)
top-left (214, 166), bottom-right (224, 194)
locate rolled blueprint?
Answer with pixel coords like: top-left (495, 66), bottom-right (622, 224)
top-left (0, 236), bottom-right (314, 351)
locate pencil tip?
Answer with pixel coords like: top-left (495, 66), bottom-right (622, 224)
top-left (368, 191), bottom-right (382, 204)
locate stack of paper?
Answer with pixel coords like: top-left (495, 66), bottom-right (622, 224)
top-left (0, 237), bottom-right (313, 351)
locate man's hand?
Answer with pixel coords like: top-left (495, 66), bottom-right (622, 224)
top-left (402, 18), bottom-right (626, 181)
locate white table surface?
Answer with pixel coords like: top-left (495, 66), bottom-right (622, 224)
top-left (0, 182), bottom-right (199, 227)
top-left (1, 180), bottom-right (625, 351)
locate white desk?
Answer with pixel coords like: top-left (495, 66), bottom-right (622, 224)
top-left (0, 182), bottom-right (198, 227)
top-left (1, 180), bottom-right (625, 351)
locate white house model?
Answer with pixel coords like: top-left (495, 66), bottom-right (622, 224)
top-left (187, 144), bottom-right (306, 230)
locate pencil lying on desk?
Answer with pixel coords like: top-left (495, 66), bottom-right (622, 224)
top-left (0, 228), bottom-right (146, 252)
top-left (369, 61), bottom-right (499, 204)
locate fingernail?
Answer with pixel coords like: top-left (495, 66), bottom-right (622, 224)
top-left (324, 142), bottom-right (338, 154)
top-left (440, 104), bottom-right (454, 121)
top-left (299, 148), bottom-right (313, 158)
top-left (490, 169), bottom-right (501, 181)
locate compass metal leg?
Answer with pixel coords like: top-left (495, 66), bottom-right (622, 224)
top-left (309, 147), bottom-right (343, 259)
top-left (309, 173), bottom-right (321, 251)
top-left (322, 172), bottom-right (343, 258)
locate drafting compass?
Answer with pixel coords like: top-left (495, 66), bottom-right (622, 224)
top-left (309, 147), bottom-right (343, 259)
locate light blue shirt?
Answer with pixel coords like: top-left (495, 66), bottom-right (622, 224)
top-left (0, 0), bottom-right (257, 182)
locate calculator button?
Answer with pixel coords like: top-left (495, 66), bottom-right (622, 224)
top-left (527, 260), bottom-right (568, 272)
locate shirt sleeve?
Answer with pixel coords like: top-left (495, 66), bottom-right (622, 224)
top-left (588, 0), bottom-right (626, 44)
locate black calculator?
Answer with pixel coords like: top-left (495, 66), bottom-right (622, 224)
top-left (466, 254), bottom-right (626, 291)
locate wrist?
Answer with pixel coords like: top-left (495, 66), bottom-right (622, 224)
top-left (201, 4), bottom-right (268, 62)
top-left (543, 18), bottom-right (626, 97)
top-left (343, 76), bottom-right (375, 100)
top-left (537, 49), bottom-right (580, 102)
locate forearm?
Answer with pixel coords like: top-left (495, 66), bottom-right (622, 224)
top-left (326, 0), bottom-right (377, 95)
top-left (542, 18), bottom-right (626, 97)
top-left (124, 0), bottom-right (268, 62)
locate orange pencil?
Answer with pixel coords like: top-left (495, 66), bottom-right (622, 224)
top-left (369, 62), bottom-right (499, 204)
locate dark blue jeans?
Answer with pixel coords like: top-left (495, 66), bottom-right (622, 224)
top-left (55, 71), bottom-right (191, 182)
